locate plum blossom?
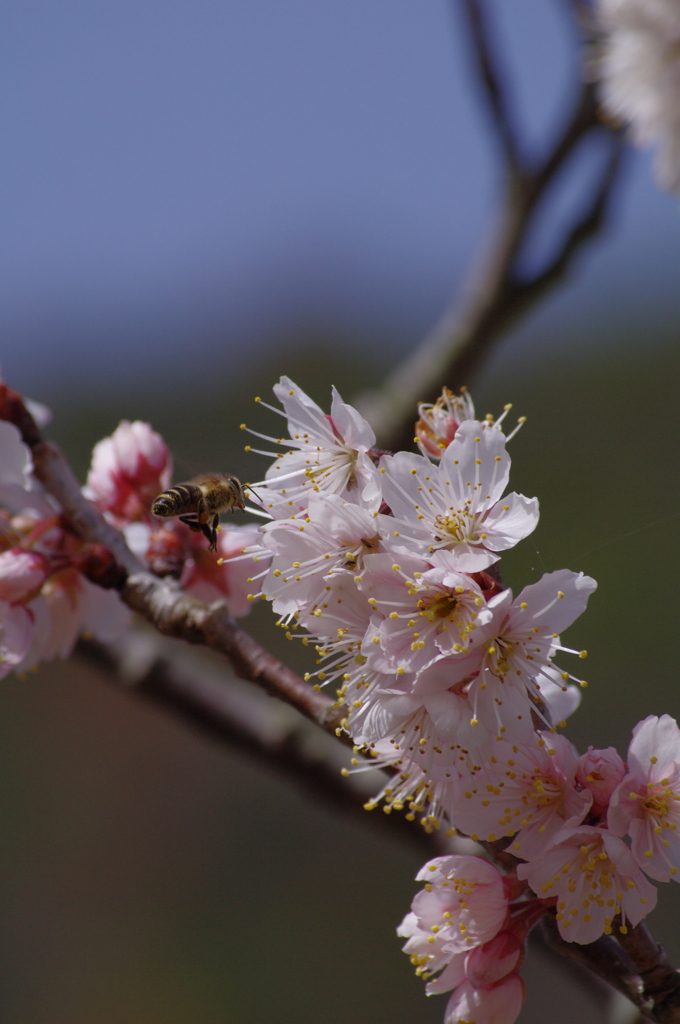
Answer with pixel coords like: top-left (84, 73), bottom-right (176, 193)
top-left (398, 855), bottom-right (510, 972)
top-left (399, 856), bottom-right (534, 1024)
top-left (0, 601), bottom-right (34, 679)
top-left (86, 420), bottom-right (172, 522)
top-left (453, 733), bottom-right (593, 860)
top-left (442, 974), bottom-right (525, 1024)
top-left (379, 420), bottom-right (538, 573)
top-left (415, 387), bottom-right (477, 458)
top-left (451, 569), bottom-right (596, 741)
top-left (608, 715), bottom-right (680, 882)
top-left (576, 745), bottom-right (627, 815)
top-left (181, 523), bottom-right (267, 618)
top-left (358, 554), bottom-right (493, 673)
top-left (246, 377), bottom-right (382, 513)
top-left (415, 386), bottom-right (524, 460)
top-left (260, 494), bottom-right (386, 616)
top-left (0, 549), bottom-right (49, 602)
top-left (517, 825), bottom-right (657, 944)
top-left (595, 0), bottom-right (680, 192)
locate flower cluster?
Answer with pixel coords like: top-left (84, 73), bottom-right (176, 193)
top-left (398, 855), bottom-right (537, 1024)
top-left (594, 0), bottom-right (680, 192)
top-left (0, 420), bottom-right (130, 677)
top-left (239, 378), bottom-right (678, 1022)
top-left (3, 377), bottom-right (679, 1024)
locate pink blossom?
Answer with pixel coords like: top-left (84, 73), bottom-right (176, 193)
top-left (443, 974), bottom-right (525, 1024)
top-left (181, 524), bottom-right (266, 618)
top-left (0, 601), bottom-right (34, 679)
top-left (260, 494), bottom-right (386, 616)
top-left (17, 567), bottom-right (131, 670)
top-left (576, 746), bottom-right (626, 815)
top-left (608, 715), bottom-right (680, 882)
top-left (379, 420), bottom-right (539, 573)
top-left (517, 825), bottom-right (657, 943)
top-left (358, 553), bottom-right (493, 674)
top-left (454, 733), bottom-right (592, 861)
top-left (250, 377), bottom-right (382, 512)
top-left (464, 930), bottom-right (523, 989)
top-left (0, 549), bottom-right (49, 602)
top-left (86, 420), bottom-right (172, 522)
top-left (415, 387), bottom-right (476, 458)
top-left (398, 855), bottom-right (509, 976)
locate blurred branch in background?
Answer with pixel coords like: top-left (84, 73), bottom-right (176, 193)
top-left (0, 384), bottom-right (334, 731)
top-left (357, 0), bottom-right (625, 452)
top-left (75, 632), bottom-right (444, 859)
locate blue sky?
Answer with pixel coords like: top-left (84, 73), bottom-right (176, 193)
top-left (2, 0), bottom-right (678, 394)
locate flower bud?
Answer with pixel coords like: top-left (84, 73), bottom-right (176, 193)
top-left (464, 931), bottom-right (523, 989)
top-left (576, 746), bottom-right (626, 812)
top-left (444, 974), bottom-right (525, 1024)
top-left (86, 420), bottom-right (172, 522)
top-left (0, 548), bottom-right (49, 602)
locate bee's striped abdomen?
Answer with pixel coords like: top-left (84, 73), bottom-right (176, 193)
top-left (151, 484), bottom-right (200, 518)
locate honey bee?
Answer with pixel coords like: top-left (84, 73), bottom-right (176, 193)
top-left (151, 473), bottom-right (246, 551)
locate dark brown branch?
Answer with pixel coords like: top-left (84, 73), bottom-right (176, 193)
top-left (0, 384), bottom-right (335, 731)
top-left (538, 914), bottom-right (651, 1017)
top-left (617, 924), bottom-right (680, 1024)
top-left (457, 0), bottom-right (522, 173)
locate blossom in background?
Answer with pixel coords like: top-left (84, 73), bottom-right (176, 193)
top-left (0, 420), bottom-right (131, 676)
top-left (182, 523), bottom-right (266, 617)
top-left (608, 714), bottom-right (680, 882)
top-left (85, 419), bottom-right (172, 523)
top-left (595, 0), bottom-right (680, 191)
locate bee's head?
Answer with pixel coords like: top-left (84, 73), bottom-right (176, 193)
top-left (226, 475), bottom-right (246, 509)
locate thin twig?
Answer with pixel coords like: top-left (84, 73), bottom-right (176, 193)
top-left (457, 0), bottom-right (522, 173)
top-left (355, 11), bottom-right (624, 451)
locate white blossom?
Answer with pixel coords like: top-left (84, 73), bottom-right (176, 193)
top-left (379, 420), bottom-right (538, 573)
top-left (595, 0), bottom-right (680, 191)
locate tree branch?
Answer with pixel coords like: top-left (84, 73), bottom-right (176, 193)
top-left (617, 923), bottom-right (680, 1024)
top-left (0, 384), bottom-right (335, 731)
top-left (75, 632), bottom-right (448, 858)
top-left (456, 0), bottom-right (522, 173)
top-left (355, 9), bottom-right (624, 452)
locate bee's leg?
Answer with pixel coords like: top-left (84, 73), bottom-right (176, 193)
top-left (199, 514), bottom-right (220, 552)
top-left (199, 522), bottom-right (216, 550)
top-left (179, 514), bottom-right (203, 533)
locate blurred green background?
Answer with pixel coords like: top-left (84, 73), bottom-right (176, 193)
top-left (0, 330), bottom-right (678, 1023)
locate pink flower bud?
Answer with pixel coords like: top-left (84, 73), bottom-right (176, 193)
top-left (444, 974), bottom-right (525, 1024)
top-left (0, 549), bottom-right (49, 602)
top-left (86, 421), bottom-right (172, 522)
top-left (576, 746), bottom-right (626, 812)
top-left (464, 931), bottom-right (523, 989)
